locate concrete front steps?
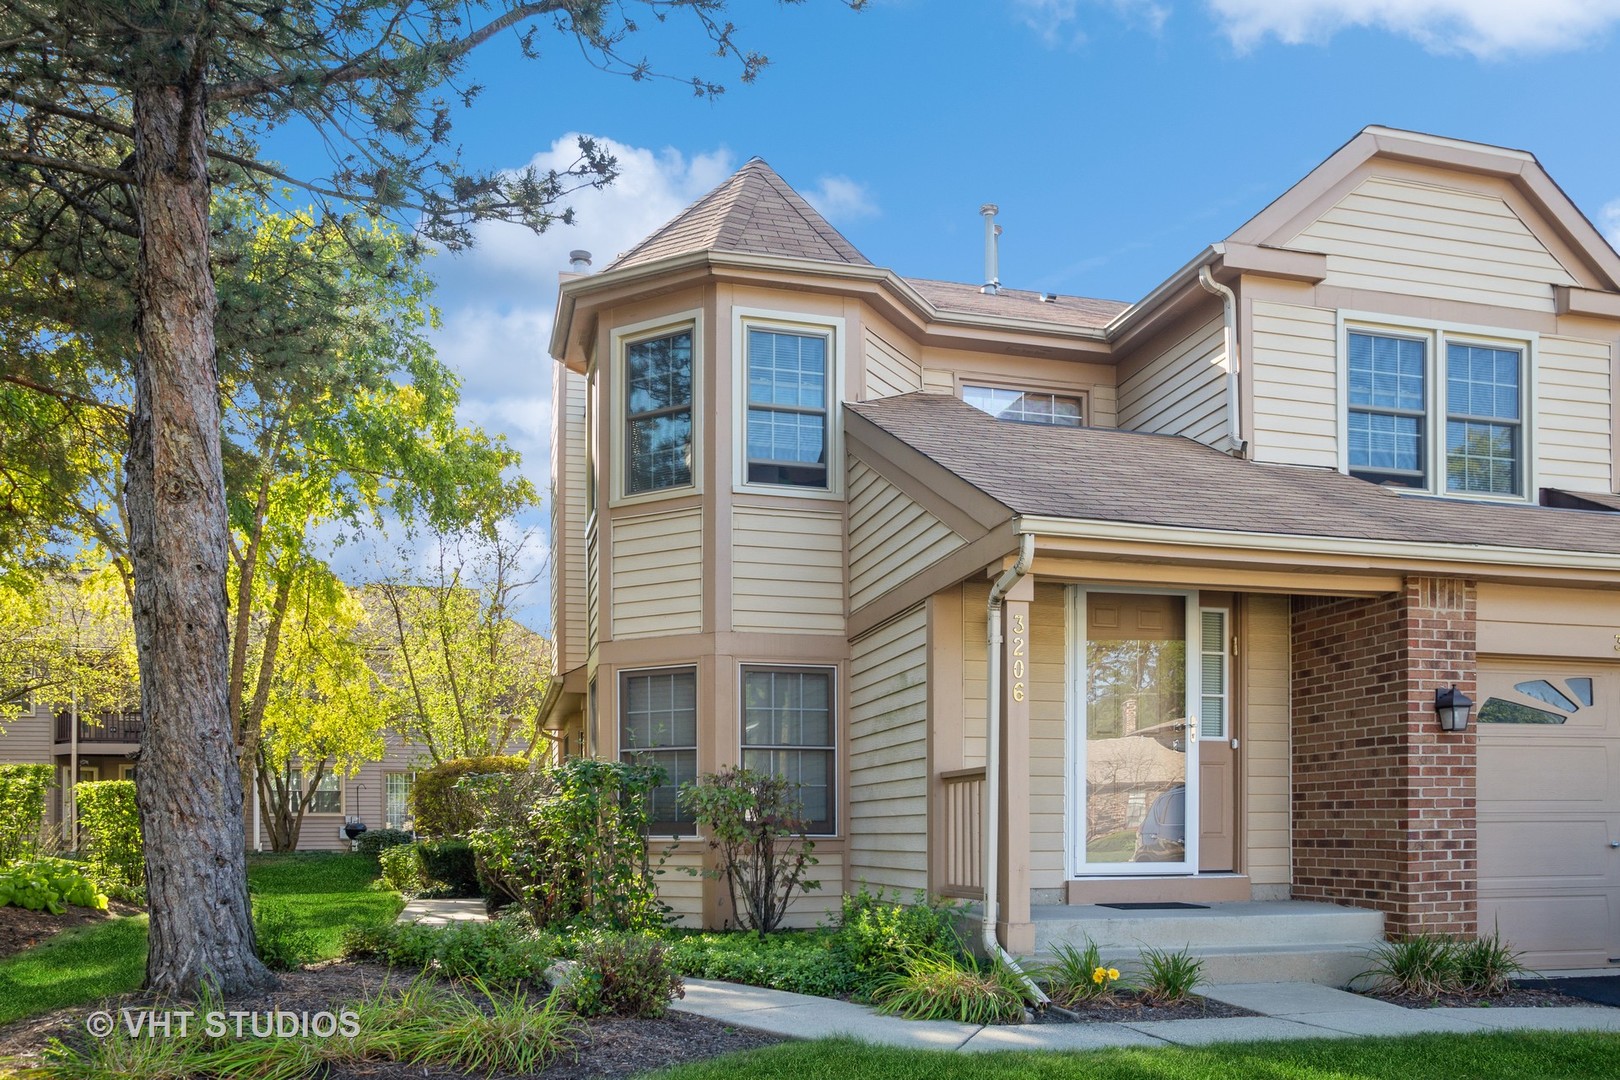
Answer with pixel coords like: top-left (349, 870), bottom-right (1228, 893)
top-left (1026, 900), bottom-right (1385, 988)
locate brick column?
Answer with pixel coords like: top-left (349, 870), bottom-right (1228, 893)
top-left (1291, 576), bottom-right (1477, 937)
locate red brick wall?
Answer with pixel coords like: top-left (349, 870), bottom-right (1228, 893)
top-left (1291, 577), bottom-right (1477, 936)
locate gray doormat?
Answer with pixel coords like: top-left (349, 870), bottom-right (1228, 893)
top-left (1515, 975), bottom-right (1620, 1007)
top-left (1096, 902), bottom-right (1210, 910)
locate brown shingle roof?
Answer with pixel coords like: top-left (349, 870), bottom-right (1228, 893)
top-left (607, 158), bottom-right (871, 271)
top-left (902, 278), bottom-right (1128, 330)
top-left (847, 394), bottom-right (1620, 557)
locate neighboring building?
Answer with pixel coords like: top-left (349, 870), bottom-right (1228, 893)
top-left (542, 126), bottom-right (1620, 977)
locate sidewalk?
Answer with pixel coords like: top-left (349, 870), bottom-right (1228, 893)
top-left (671, 978), bottom-right (1620, 1051)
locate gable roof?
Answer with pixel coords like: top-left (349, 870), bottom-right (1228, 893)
top-left (606, 158), bottom-right (871, 271)
top-left (846, 394), bottom-right (1620, 559)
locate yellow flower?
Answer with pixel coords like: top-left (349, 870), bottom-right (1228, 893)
top-left (1107, 968), bottom-right (1120, 980)
top-left (1091, 967), bottom-right (1106, 984)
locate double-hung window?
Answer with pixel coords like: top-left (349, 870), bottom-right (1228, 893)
top-left (741, 666), bottom-right (835, 834)
top-left (963, 384), bottom-right (1084, 427)
top-left (1346, 326), bottom-right (1527, 498)
top-left (625, 330), bottom-right (694, 495)
top-left (745, 327), bottom-right (830, 488)
top-left (620, 668), bottom-right (698, 831)
top-left (291, 769), bottom-right (342, 815)
top-left (384, 772), bottom-right (413, 831)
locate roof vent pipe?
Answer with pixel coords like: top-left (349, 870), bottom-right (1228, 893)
top-left (979, 205), bottom-right (1001, 295)
top-left (569, 249), bottom-right (593, 272)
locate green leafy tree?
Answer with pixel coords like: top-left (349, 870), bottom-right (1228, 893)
top-left (0, 570), bottom-right (137, 729)
top-left (370, 528), bottom-right (551, 764)
top-left (0, 0), bottom-right (860, 998)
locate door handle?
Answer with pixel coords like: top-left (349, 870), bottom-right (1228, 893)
top-left (1230, 738), bottom-right (1240, 750)
top-left (1610, 842), bottom-right (1620, 849)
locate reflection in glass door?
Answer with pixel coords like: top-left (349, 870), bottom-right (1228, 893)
top-left (1076, 591), bottom-right (1198, 872)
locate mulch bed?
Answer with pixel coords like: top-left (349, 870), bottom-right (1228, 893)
top-left (0, 900), bottom-right (143, 960)
top-left (1039, 990), bottom-right (1258, 1023)
top-left (0, 960), bottom-right (782, 1078)
top-left (1361, 986), bottom-right (1599, 1010)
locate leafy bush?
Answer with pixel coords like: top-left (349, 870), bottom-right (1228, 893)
top-left (0, 856), bottom-right (107, 914)
top-left (0, 764), bottom-right (53, 865)
top-left (678, 766), bottom-right (818, 938)
top-left (871, 951), bottom-right (1028, 1024)
top-left (833, 885), bottom-right (966, 999)
top-left (1138, 945), bottom-right (1204, 1005)
top-left (74, 780), bottom-right (143, 900)
top-left (1036, 937), bottom-right (1122, 1006)
top-left (412, 756), bottom-right (527, 838)
top-left (355, 828), bottom-right (414, 864)
top-left (419, 838), bottom-right (479, 897)
top-left (562, 933), bottom-right (684, 1019)
top-left (462, 758), bottom-right (668, 931)
top-left (378, 843), bottom-right (427, 896)
top-left (253, 898), bottom-right (323, 971)
top-left (340, 915), bottom-right (558, 983)
top-left (669, 930), bottom-right (857, 998)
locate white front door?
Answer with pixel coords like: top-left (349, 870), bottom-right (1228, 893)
top-left (1070, 589), bottom-right (1201, 875)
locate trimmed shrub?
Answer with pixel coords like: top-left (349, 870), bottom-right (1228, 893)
top-left (412, 756), bottom-right (527, 838)
top-left (562, 933), bottom-right (684, 1019)
top-left (833, 885), bottom-right (966, 999)
top-left (0, 763), bottom-right (54, 865)
top-left (379, 843), bottom-right (428, 896)
top-left (0, 856), bottom-right (107, 914)
top-left (356, 828), bottom-right (415, 864)
top-left (74, 780), bottom-right (143, 900)
top-left (678, 766), bottom-right (818, 938)
top-left (420, 839), bottom-right (479, 897)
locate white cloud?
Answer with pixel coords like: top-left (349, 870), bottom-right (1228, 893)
top-left (1601, 199), bottom-right (1620, 254)
top-left (1207, 0), bottom-right (1620, 58)
top-left (1014, 0), bottom-right (1170, 46)
top-left (802, 175), bottom-right (880, 223)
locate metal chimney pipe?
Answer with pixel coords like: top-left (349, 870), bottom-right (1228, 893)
top-left (568, 249), bottom-right (593, 272)
top-left (979, 205), bottom-right (1000, 295)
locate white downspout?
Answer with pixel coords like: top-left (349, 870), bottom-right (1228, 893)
top-left (1198, 266), bottom-right (1248, 457)
top-left (983, 532), bottom-right (1047, 1005)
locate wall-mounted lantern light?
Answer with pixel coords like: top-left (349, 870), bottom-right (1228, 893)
top-left (1435, 685), bottom-right (1474, 732)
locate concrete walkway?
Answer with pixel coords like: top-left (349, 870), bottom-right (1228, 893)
top-left (671, 978), bottom-right (1620, 1051)
top-left (397, 897), bottom-right (488, 927)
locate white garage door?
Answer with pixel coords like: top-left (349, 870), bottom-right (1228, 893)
top-left (1477, 662), bottom-right (1620, 970)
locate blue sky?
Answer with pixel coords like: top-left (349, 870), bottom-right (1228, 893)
top-left (280, 1), bottom-right (1620, 621)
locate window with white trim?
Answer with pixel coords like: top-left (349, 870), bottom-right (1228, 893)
top-left (291, 768), bottom-right (341, 814)
top-left (1345, 326), bottom-right (1527, 498)
top-left (741, 666), bottom-right (835, 834)
top-left (745, 327), bottom-right (830, 488)
top-left (620, 667), bottom-right (698, 830)
top-left (963, 384), bottom-right (1084, 427)
top-left (1198, 610), bottom-right (1228, 742)
top-left (624, 330), bottom-right (694, 494)
top-left (384, 772), bottom-right (413, 831)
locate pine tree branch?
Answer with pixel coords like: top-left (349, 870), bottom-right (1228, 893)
top-left (0, 148), bottom-right (130, 185)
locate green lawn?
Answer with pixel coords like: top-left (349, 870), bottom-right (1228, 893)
top-left (0, 853), bottom-right (401, 1026)
top-left (645, 1032), bottom-right (1620, 1080)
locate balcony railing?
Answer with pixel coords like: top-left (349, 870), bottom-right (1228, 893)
top-left (55, 712), bottom-right (144, 744)
top-left (938, 766), bottom-right (985, 899)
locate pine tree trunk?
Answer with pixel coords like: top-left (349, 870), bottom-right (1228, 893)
top-left (127, 75), bottom-right (272, 997)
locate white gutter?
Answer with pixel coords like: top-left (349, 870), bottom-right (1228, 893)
top-left (1198, 265), bottom-right (1248, 457)
top-left (982, 532), bottom-right (1047, 1006)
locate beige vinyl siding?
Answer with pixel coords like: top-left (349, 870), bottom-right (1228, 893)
top-left (1537, 335), bottom-right (1613, 493)
top-left (732, 507), bottom-right (845, 634)
top-left (782, 850), bottom-right (843, 928)
top-left (847, 604), bottom-right (929, 894)
top-left (551, 368), bottom-right (590, 671)
top-left (864, 330), bottom-right (922, 399)
top-left (1289, 177), bottom-right (1576, 312)
top-left (586, 528), bottom-right (600, 647)
top-left (847, 460), bottom-right (964, 612)
top-left (1478, 583), bottom-right (1620, 660)
top-left (1250, 301), bottom-right (1339, 468)
top-left (922, 368), bottom-right (955, 394)
top-left (961, 582), bottom-right (988, 768)
top-left (1118, 314), bottom-right (1229, 448)
top-left (610, 507), bottom-right (702, 639)
top-left (0, 707), bottom-right (56, 763)
top-left (658, 847), bottom-right (705, 928)
top-left (1244, 595), bottom-right (1291, 888)
top-left (1027, 583), bottom-right (1068, 892)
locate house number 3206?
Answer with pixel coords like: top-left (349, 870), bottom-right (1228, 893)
top-left (1010, 613), bottom-right (1027, 702)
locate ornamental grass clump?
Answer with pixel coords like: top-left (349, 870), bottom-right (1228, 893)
top-left (871, 950), bottom-right (1029, 1025)
top-left (1137, 945), bottom-right (1204, 1005)
top-left (1359, 928), bottom-right (1531, 998)
top-left (1454, 927), bottom-right (1531, 996)
top-left (1036, 938), bottom-right (1123, 1006)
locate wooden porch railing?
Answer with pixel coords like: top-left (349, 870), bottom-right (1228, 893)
top-left (938, 766), bottom-right (985, 899)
